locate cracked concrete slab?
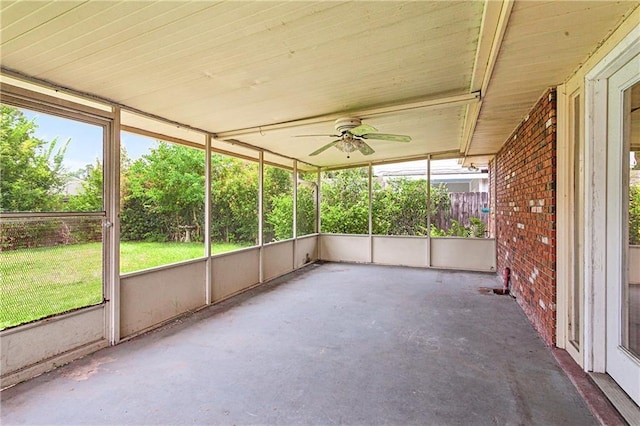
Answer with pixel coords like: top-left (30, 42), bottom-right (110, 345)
top-left (0, 263), bottom-right (596, 425)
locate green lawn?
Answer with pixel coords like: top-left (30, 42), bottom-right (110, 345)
top-left (0, 241), bottom-right (249, 329)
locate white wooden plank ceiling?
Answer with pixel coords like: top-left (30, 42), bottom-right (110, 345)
top-left (469, 0), bottom-right (638, 164)
top-left (1, 1), bottom-right (637, 170)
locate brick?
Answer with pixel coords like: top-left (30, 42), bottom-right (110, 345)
top-left (489, 87), bottom-right (557, 346)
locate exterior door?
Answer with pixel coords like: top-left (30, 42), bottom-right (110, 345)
top-left (606, 52), bottom-right (640, 405)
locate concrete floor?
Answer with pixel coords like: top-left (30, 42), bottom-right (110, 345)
top-left (1, 263), bottom-right (596, 425)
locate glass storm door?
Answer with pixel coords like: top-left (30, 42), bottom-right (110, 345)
top-left (606, 52), bottom-right (640, 405)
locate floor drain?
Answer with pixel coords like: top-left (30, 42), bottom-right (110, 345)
top-left (478, 287), bottom-right (510, 295)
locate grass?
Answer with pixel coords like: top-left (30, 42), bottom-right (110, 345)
top-left (120, 241), bottom-right (205, 273)
top-left (0, 240), bottom-right (249, 330)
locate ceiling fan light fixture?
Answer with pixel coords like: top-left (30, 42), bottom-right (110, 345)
top-left (336, 136), bottom-right (362, 158)
top-left (301, 117), bottom-right (411, 157)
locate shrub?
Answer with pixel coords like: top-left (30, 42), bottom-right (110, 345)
top-left (630, 184), bottom-right (640, 245)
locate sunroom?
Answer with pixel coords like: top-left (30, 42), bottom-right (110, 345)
top-left (1, 1), bottom-right (639, 422)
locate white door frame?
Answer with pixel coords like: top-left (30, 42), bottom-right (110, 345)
top-left (557, 81), bottom-right (585, 366)
top-left (584, 25), bottom-right (640, 376)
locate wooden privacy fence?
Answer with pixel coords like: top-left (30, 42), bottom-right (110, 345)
top-left (433, 192), bottom-right (489, 232)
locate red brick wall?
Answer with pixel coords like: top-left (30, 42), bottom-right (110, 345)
top-left (490, 88), bottom-right (557, 346)
top-left (488, 157), bottom-right (496, 238)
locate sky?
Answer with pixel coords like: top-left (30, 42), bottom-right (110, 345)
top-left (21, 108), bottom-right (157, 173)
top-left (21, 107), bottom-right (468, 176)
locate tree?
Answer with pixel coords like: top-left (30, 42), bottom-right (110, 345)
top-left (320, 168), bottom-right (369, 234)
top-left (266, 193), bottom-right (294, 241)
top-left (256, 171), bottom-right (317, 241)
top-left (121, 142), bottom-right (205, 242)
top-left (263, 166), bottom-right (293, 241)
top-left (429, 183), bottom-right (451, 222)
top-left (0, 105), bottom-right (68, 212)
top-left (373, 177), bottom-right (429, 235)
top-left (296, 183), bottom-right (316, 236)
top-left (65, 160), bottom-right (103, 212)
top-left (630, 184), bottom-right (640, 245)
top-left (210, 154), bottom-right (258, 244)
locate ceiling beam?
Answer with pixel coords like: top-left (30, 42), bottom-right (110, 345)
top-left (460, 0), bottom-right (514, 160)
top-left (215, 92), bottom-right (481, 139)
top-left (319, 149), bottom-right (461, 172)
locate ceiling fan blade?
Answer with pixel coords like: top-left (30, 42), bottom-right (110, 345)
top-left (295, 134), bottom-right (340, 138)
top-left (361, 133), bottom-right (411, 143)
top-left (359, 141), bottom-right (375, 156)
top-left (349, 124), bottom-right (377, 136)
top-left (309, 140), bottom-right (341, 156)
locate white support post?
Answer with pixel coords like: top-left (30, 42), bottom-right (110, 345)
top-left (258, 151), bottom-right (264, 283)
top-left (316, 168), bottom-right (321, 234)
top-left (316, 167), bottom-right (322, 260)
top-left (293, 161), bottom-right (298, 269)
top-left (205, 134), bottom-right (212, 304)
top-left (107, 106), bottom-right (121, 345)
top-left (426, 155), bottom-right (432, 268)
top-left (368, 163), bottom-right (373, 264)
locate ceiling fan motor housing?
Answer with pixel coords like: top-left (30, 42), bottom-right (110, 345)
top-left (334, 117), bottom-right (362, 133)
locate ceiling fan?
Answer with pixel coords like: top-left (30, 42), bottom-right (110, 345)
top-left (296, 117), bottom-right (411, 158)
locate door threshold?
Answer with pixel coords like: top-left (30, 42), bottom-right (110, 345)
top-left (589, 372), bottom-right (640, 425)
